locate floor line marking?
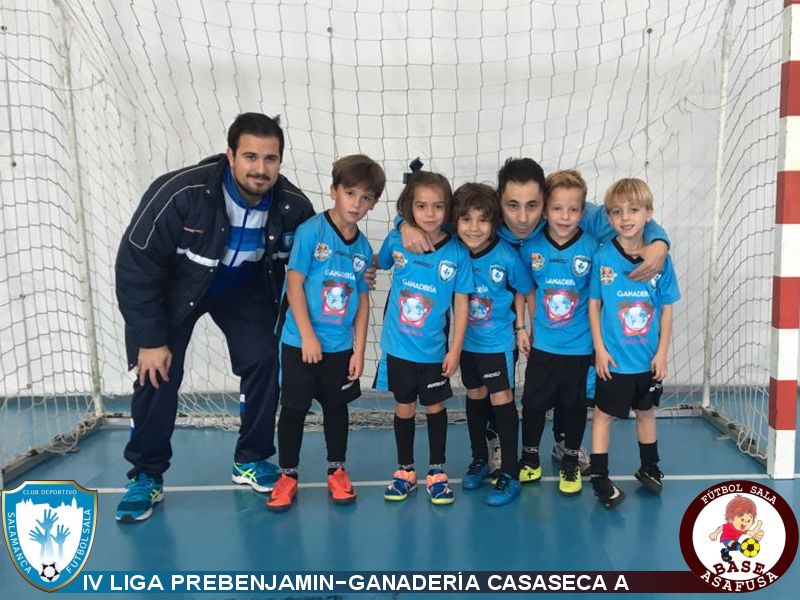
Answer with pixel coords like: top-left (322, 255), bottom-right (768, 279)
top-left (93, 473), bottom-right (794, 494)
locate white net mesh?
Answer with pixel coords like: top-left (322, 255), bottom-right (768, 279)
top-left (0, 0), bottom-right (785, 475)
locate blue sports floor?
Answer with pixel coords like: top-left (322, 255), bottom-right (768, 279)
top-left (2, 416), bottom-right (799, 599)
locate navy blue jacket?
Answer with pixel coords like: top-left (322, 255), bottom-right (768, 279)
top-left (115, 154), bottom-right (314, 369)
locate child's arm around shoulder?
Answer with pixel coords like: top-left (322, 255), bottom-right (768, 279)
top-left (375, 229), bottom-right (400, 270)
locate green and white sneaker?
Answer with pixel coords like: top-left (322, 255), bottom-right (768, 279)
top-left (232, 459), bottom-right (279, 493)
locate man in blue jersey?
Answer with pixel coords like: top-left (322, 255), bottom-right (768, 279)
top-left (588, 178), bottom-right (681, 508)
top-left (267, 154), bottom-right (384, 512)
top-left (519, 170), bottom-right (598, 496)
top-left (114, 113), bottom-right (315, 522)
top-left (454, 183), bottom-right (534, 506)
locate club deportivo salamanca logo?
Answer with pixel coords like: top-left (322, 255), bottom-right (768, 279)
top-left (679, 480), bottom-right (798, 593)
top-left (3, 481), bottom-right (97, 592)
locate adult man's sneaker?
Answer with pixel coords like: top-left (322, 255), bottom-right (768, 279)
top-left (426, 469), bottom-right (455, 505)
top-left (487, 434), bottom-right (502, 474)
top-left (115, 473), bottom-right (164, 523)
top-left (462, 458), bottom-right (490, 490)
top-left (232, 459), bottom-right (279, 493)
top-left (384, 469), bottom-right (417, 501)
top-left (635, 464), bottom-right (664, 495)
top-left (559, 463), bottom-right (582, 495)
top-left (552, 441), bottom-right (591, 474)
top-left (591, 476), bottom-right (626, 508)
top-left (519, 454), bottom-right (542, 483)
top-left (486, 472), bottom-right (521, 506)
top-left (328, 467), bottom-right (356, 504)
top-left (266, 474), bottom-right (298, 512)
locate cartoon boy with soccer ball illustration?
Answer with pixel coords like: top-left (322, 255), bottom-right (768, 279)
top-left (709, 495), bottom-right (765, 563)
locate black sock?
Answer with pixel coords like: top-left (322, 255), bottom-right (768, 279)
top-left (552, 406), bottom-right (566, 443)
top-left (485, 396), bottom-right (497, 437)
top-left (322, 403), bottom-right (349, 464)
top-left (493, 402), bottom-right (519, 477)
top-left (277, 406), bottom-right (307, 470)
top-left (466, 396), bottom-right (490, 460)
top-left (639, 441), bottom-right (659, 467)
top-left (394, 414), bottom-right (416, 466)
top-left (590, 453), bottom-right (609, 478)
top-left (426, 409), bottom-right (447, 466)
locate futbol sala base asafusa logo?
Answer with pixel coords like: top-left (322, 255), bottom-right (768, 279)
top-left (679, 479), bottom-right (798, 592)
top-left (3, 480), bottom-right (97, 592)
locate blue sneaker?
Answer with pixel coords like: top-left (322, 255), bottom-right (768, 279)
top-left (426, 469), bottom-right (455, 505)
top-left (462, 458), bottom-right (490, 490)
top-left (384, 469), bottom-right (418, 501)
top-left (232, 459), bottom-right (279, 493)
top-left (486, 472), bottom-right (521, 506)
top-left (115, 473), bottom-right (164, 523)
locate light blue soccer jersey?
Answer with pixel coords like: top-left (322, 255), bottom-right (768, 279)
top-left (521, 228), bottom-right (598, 355)
top-left (589, 238), bottom-right (681, 374)
top-left (464, 238), bottom-right (533, 353)
top-left (280, 212), bottom-right (372, 353)
top-left (377, 230), bottom-right (474, 363)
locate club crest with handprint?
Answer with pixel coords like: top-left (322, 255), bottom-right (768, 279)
top-left (2, 481), bottom-right (97, 592)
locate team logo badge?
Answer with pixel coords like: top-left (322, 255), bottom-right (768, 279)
top-left (468, 294), bottom-right (493, 322)
top-left (649, 272), bottom-right (662, 289)
top-left (438, 260), bottom-right (457, 282)
top-left (544, 289), bottom-right (578, 322)
top-left (489, 265), bottom-right (506, 284)
top-left (618, 301), bottom-right (654, 336)
top-left (322, 280), bottom-right (352, 316)
top-left (314, 242), bottom-right (330, 261)
top-left (399, 290), bottom-right (433, 328)
top-left (572, 255), bottom-right (591, 277)
top-left (352, 254), bottom-right (367, 274)
top-left (600, 266), bottom-right (616, 285)
top-left (530, 253), bottom-right (545, 271)
top-left (2, 481), bottom-right (97, 592)
top-left (282, 231), bottom-right (295, 250)
top-left (679, 480), bottom-right (798, 593)
top-left (392, 250), bottom-right (406, 269)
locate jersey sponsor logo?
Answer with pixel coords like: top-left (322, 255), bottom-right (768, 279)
top-left (618, 300), bottom-right (654, 336)
top-left (399, 290), bottom-right (433, 328)
top-left (483, 371), bottom-right (501, 379)
top-left (352, 253), bottom-right (367, 274)
top-left (489, 264), bottom-right (506, 284)
top-left (321, 280), bottom-right (353, 316)
top-left (392, 250), bottom-right (406, 269)
top-left (438, 260), bottom-right (457, 282)
top-left (544, 288), bottom-right (578, 322)
top-left (600, 265), bottom-right (616, 285)
top-left (573, 255), bottom-right (591, 276)
top-left (530, 252), bottom-right (545, 271)
top-left (314, 242), bottom-right (330, 261)
top-left (468, 294), bottom-right (492, 323)
top-left (649, 272), bottom-right (662, 289)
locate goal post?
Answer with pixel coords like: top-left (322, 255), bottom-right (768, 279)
top-left (0, 0), bottom-right (796, 483)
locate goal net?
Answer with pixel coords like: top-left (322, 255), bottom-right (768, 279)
top-left (0, 0), bottom-right (792, 482)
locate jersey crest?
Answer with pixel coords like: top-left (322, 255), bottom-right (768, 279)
top-left (649, 272), bottom-right (662, 289)
top-left (438, 260), bottom-right (456, 282)
top-left (530, 252), bottom-right (545, 271)
top-left (352, 253), bottom-right (367, 274)
top-left (600, 265), bottom-right (616, 285)
top-left (489, 264), bottom-right (506, 284)
top-left (572, 255), bottom-right (591, 277)
top-left (314, 242), bottom-right (330, 261)
top-left (392, 250), bottom-right (406, 269)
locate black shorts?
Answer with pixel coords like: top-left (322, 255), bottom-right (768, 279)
top-left (279, 344), bottom-right (361, 410)
top-left (387, 354), bottom-right (452, 406)
top-left (594, 371), bottom-right (662, 419)
top-left (521, 348), bottom-right (592, 412)
top-left (460, 350), bottom-right (513, 394)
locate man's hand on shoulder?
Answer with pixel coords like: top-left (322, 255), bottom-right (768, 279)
top-left (138, 346), bottom-right (172, 388)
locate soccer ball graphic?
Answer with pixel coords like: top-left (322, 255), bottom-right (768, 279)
top-left (741, 537), bottom-right (760, 558)
top-left (40, 562), bottom-right (60, 582)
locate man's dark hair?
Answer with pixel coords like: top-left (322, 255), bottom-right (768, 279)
top-left (332, 154), bottom-right (386, 199)
top-left (497, 157), bottom-right (546, 196)
top-left (227, 113), bottom-right (285, 159)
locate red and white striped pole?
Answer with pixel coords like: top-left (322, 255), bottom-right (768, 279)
top-left (768, 0), bottom-right (800, 479)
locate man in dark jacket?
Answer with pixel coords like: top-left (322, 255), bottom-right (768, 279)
top-left (115, 113), bottom-right (314, 522)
